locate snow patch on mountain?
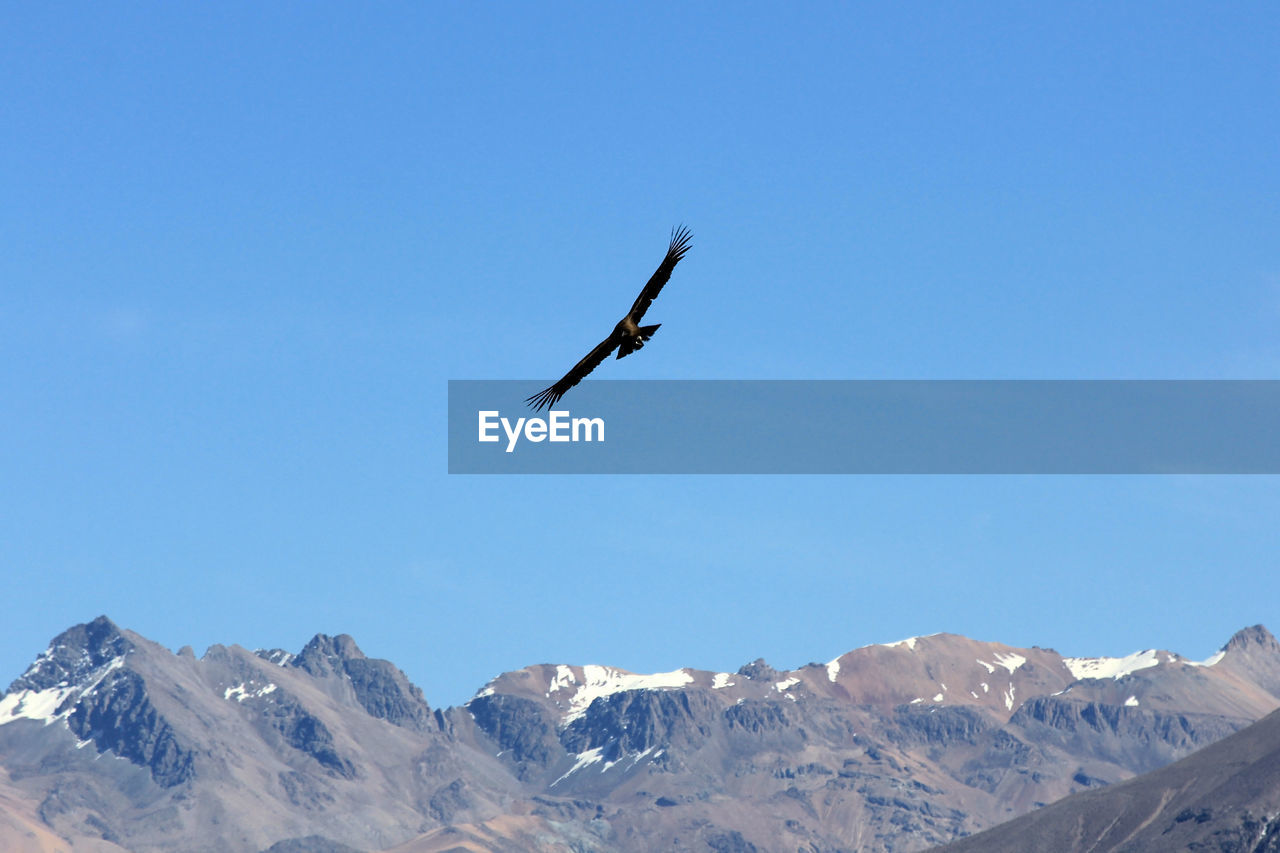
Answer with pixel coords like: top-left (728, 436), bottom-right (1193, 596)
top-left (547, 664), bottom-right (577, 696)
top-left (551, 744), bottom-right (658, 788)
top-left (992, 652), bottom-right (1026, 673)
top-left (256, 650), bottom-right (294, 667)
top-left (712, 673), bottom-right (735, 689)
top-left (1187, 650), bottom-right (1227, 668)
top-left (774, 677), bottom-right (801, 693)
top-left (1064, 649), bottom-right (1162, 680)
top-left (223, 682), bottom-right (278, 703)
top-left (0, 655), bottom-right (125, 727)
top-left (0, 684), bottom-right (76, 726)
top-left (558, 665), bottom-right (694, 723)
top-left (551, 746), bottom-right (612, 786)
top-left (826, 658), bottom-right (840, 682)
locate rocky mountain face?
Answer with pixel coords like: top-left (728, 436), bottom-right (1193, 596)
top-left (0, 617), bottom-right (521, 853)
top-left (932, 704), bottom-right (1280, 853)
top-left (2, 619), bottom-right (1279, 852)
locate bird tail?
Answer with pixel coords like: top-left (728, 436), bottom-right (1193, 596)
top-left (617, 324), bottom-right (661, 359)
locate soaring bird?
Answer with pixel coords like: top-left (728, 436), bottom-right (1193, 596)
top-left (526, 226), bottom-right (692, 411)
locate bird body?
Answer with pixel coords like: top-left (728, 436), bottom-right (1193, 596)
top-left (613, 316), bottom-right (661, 359)
top-left (526, 226), bottom-right (691, 412)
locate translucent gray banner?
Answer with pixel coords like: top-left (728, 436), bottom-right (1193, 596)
top-left (447, 381), bottom-right (1280, 474)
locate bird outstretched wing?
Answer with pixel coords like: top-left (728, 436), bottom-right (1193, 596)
top-left (627, 225), bottom-right (692, 322)
top-left (525, 334), bottom-right (620, 412)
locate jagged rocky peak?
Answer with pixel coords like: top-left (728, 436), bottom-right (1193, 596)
top-left (736, 658), bottom-right (782, 682)
top-left (292, 632), bottom-right (435, 730)
top-left (0, 616), bottom-right (197, 789)
top-left (6, 615), bottom-right (133, 694)
top-left (293, 633), bottom-right (366, 677)
top-left (1224, 624), bottom-right (1278, 653)
top-left (1216, 624), bottom-right (1280, 700)
top-left (200, 643), bottom-right (237, 665)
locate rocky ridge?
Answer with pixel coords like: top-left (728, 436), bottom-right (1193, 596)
top-left (1, 618), bottom-right (1278, 852)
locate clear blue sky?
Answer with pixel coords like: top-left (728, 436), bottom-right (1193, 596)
top-left (3, 3), bottom-right (1278, 706)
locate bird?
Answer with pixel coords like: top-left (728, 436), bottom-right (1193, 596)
top-left (525, 225), bottom-right (692, 412)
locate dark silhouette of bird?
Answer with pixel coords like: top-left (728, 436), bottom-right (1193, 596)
top-left (526, 226), bottom-right (692, 411)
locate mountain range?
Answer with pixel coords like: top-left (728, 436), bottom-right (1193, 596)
top-left (2, 617), bottom-right (1279, 852)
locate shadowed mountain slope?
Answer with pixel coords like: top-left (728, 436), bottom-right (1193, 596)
top-left (933, 705), bottom-right (1280, 853)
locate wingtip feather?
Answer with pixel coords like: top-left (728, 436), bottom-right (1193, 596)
top-left (668, 224), bottom-right (692, 260)
top-left (525, 386), bottom-right (559, 412)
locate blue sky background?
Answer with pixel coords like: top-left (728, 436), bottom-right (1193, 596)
top-left (3, 3), bottom-right (1278, 705)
